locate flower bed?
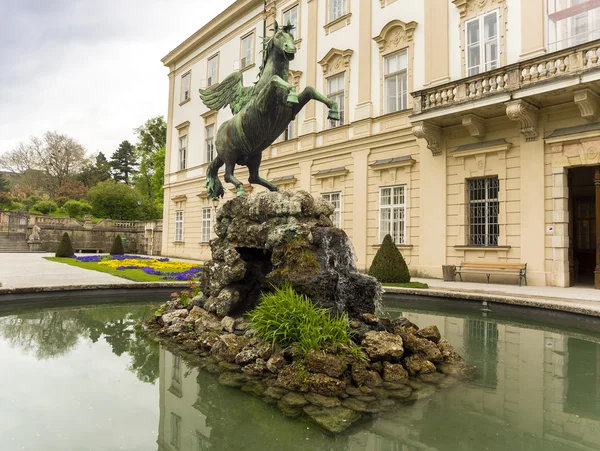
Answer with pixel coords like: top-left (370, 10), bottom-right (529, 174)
top-left (74, 255), bottom-right (202, 280)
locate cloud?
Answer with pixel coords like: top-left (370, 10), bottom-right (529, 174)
top-left (0, 0), bottom-right (236, 156)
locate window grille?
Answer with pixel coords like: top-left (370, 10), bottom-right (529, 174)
top-left (468, 177), bottom-right (499, 246)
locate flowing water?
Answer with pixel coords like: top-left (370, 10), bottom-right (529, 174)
top-left (1, 298), bottom-right (599, 451)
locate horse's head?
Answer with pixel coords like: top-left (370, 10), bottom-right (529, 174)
top-left (271, 21), bottom-right (296, 61)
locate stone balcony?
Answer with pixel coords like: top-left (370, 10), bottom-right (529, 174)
top-left (410, 39), bottom-right (600, 154)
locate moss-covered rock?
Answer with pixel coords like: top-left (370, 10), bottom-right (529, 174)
top-left (302, 405), bottom-right (362, 433)
top-left (368, 234), bottom-right (410, 283)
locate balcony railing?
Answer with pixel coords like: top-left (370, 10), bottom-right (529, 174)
top-left (412, 40), bottom-right (600, 116)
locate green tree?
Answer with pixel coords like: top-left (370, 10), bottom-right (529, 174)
top-left (63, 200), bottom-right (92, 218)
top-left (110, 141), bottom-right (137, 185)
top-left (0, 175), bottom-right (9, 193)
top-left (78, 152), bottom-right (112, 188)
top-left (87, 180), bottom-right (156, 220)
top-left (31, 200), bottom-right (58, 215)
top-left (134, 117), bottom-right (166, 204)
top-left (368, 234), bottom-right (411, 283)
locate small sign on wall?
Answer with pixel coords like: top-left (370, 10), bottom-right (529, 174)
top-left (546, 225), bottom-right (554, 234)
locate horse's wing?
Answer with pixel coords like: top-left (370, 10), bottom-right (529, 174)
top-left (199, 71), bottom-right (249, 114)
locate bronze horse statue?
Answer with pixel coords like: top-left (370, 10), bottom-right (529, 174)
top-left (199, 22), bottom-right (339, 198)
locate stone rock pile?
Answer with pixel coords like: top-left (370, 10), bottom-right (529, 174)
top-left (146, 304), bottom-right (477, 434)
top-left (196, 190), bottom-right (382, 319)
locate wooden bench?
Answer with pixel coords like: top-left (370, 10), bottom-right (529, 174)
top-left (75, 248), bottom-right (103, 254)
top-left (455, 262), bottom-right (527, 286)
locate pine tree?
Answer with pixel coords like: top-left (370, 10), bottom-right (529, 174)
top-left (0, 175), bottom-right (9, 193)
top-left (110, 235), bottom-right (125, 255)
top-left (368, 234), bottom-right (411, 283)
top-left (110, 141), bottom-right (137, 185)
top-left (55, 232), bottom-right (74, 258)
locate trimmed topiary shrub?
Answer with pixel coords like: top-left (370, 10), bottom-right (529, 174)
top-left (63, 200), bottom-right (93, 218)
top-left (55, 232), bottom-right (74, 258)
top-left (368, 234), bottom-right (411, 284)
top-left (110, 234), bottom-right (125, 255)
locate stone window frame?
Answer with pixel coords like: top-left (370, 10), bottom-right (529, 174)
top-left (174, 201), bottom-right (185, 243)
top-left (373, 20), bottom-right (418, 116)
top-left (180, 70), bottom-right (191, 105)
top-left (452, 0), bottom-right (508, 79)
top-left (240, 30), bottom-right (256, 72)
top-left (206, 52), bottom-right (219, 88)
top-left (318, 48), bottom-right (353, 130)
top-left (450, 140), bottom-right (511, 250)
top-left (324, 0), bottom-right (352, 35)
top-left (280, 0), bottom-right (302, 48)
top-left (174, 121), bottom-right (190, 172)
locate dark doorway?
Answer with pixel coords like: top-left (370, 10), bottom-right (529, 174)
top-left (569, 166), bottom-right (597, 286)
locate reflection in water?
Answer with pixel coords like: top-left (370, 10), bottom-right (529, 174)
top-left (1, 304), bottom-right (600, 450)
top-left (0, 305), bottom-right (159, 383)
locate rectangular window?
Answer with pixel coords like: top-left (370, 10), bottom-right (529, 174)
top-left (547, 0), bottom-right (600, 51)
top-left (180, 72), bottom-right (191, 102)
top-left (283, 5), bottom-right (299, 39)
top-left (207, 55), bottom-right (218, 87)
top-left (178, 135), bottom-right (187, 171)
top-left (241, 33), bottom-right (254, 69)
top-left (465, 10), bottom-right (499, 76)
top-left (322, 192), bottom-right (342, 228)
top-left (467, 177), bottom-right (499, 246)
top-left (379, 186), bottom-right (406, 244)
top-left (205, 125), bottom-right (215, 163)
top-left (279, 120), bottom-right (295, 142)
top-left (384, 50), bottom-right (408, 114)
top-left (202, 208), bottom-right (212, 243)
top-left (326, 73), bottom-right (345, 128)
top-left (329, 0), bottom-right (346, 22)
top-left (175, 210), bottom-right (184, 242)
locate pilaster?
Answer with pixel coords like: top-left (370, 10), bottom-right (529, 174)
top-left (302, 0), bottom-right (319, 135)
top-left (354, 0), bottom-right (372, 121)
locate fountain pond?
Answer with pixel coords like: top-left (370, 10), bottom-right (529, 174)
top-left (0, 296), bottom-right (599, 450)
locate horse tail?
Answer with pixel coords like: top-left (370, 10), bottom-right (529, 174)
top-left (206, 155), bottom-right (225, 199)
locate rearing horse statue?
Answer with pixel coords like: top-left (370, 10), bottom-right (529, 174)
top-left (199, 22), bottom-right (339, 198)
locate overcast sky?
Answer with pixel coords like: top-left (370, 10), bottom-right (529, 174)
top-left (0, 0), bottom-right (236, 158)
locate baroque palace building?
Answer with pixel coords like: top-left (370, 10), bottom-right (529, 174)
top-left (162, 0), bottom-right (600, 288)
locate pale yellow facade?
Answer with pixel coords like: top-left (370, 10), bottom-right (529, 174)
top-left (162, 0), bottom-right (600, 288)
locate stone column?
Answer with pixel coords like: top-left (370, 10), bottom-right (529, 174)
top-left (354, 0), bottom-right (372, 120)
top-left (595, 167), bottom-right (600, 289)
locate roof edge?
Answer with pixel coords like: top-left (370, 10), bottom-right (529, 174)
top-left (161, 0), bottom-right (263, 67)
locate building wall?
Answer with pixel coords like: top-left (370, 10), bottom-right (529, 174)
top-left (161, 0), bottom-right (600, 285)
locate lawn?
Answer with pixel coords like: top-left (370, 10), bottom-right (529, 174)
top-left (382, 282), bottom-right (429, 289)
top-left (45, 257), bottom-right (195, 282)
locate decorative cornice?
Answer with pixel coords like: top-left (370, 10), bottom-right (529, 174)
top-left (288, 70), bottom-right (303, 86)
top-left (461, 114), bottom-right (486, 138)
top-left (506, 100), bottom-right (539, 141)
top-left (452, 139), bottom-right (512, 158)
top-left (270, 175), bottom-right (297, 185)
top-left (574, 89), bottom-right (600, 121)
top-left (318, 48), bottom-right (354, 75)
top-left (412, 121), bottom-right (442, 156)
top-left (373, 20), bottom-right (418, 53)
top-left (312, 167), bottom-right (348, 179)
top-left (369, 156), bottom-right (415, 170)
top-left (175, 121), bottom-right (190, 130)
top-left (452, 0), bottom-right (505, 18)
top-left (171, 194), bottom-right (188, 201)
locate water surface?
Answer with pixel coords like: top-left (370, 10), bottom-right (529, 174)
top-left (1, 300), bottom-right (599, 450)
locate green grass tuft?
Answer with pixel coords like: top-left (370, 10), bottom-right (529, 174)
top-left (248, 284), bottom-right (354, 354)
top-left (383, 282), bottom-right (429, 289)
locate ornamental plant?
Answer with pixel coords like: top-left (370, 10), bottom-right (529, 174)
top-left (55, 232), bottom-right (74, 258)
top-left (368, 234), bottom-right (411, 284)
top-left (248, 284), bottom-right (355, 354)
top-left (110, 235), bottom-right (125, 255)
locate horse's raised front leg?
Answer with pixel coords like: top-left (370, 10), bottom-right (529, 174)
top-left (223, 161), bottom-right (246, 197)
top-left (247, 153), bottom-right (279, 192)
top-left (256, 76), bottom-right (298, 112)
top-left (293, 87), bottom-right (339, 121)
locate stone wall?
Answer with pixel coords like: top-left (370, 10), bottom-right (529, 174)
top-left (0, 211), bottom-right (163, 255)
